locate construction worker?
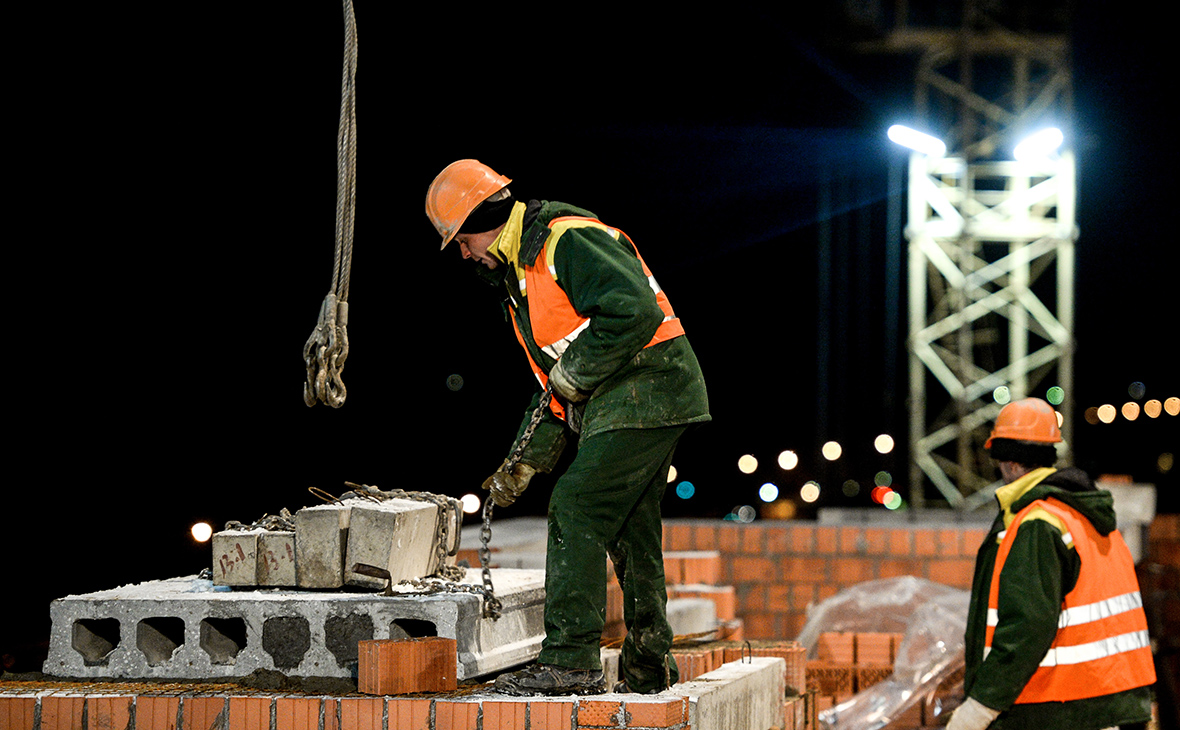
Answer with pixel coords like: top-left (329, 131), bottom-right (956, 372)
top-left (949, 398), bottom-right (1155, 730)
top-left (425, 160), bottom-right (710, 696)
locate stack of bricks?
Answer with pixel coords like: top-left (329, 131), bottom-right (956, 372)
top-left (670, 640), bottom-right (805, 691)
top-left (806, 632), bottom-right (905, 718)
top-left (662, 520), bottom-right (988, 641)
top-left (604, 550), bottom-right (740, 642)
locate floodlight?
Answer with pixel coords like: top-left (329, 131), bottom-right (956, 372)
top-left (1014, 127), bottom-right (1063, 161)
top-left (887, 125), bottom-right (947, 157)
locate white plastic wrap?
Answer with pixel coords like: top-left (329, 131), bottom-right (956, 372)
top-left (799, 576), bottom-right (970, 730)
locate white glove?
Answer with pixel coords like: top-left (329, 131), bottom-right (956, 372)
top-left (947, 697), bottom-right (1000, 730)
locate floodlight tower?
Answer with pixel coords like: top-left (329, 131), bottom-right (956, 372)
top-left (873, 6), bottom-right (1077, 509)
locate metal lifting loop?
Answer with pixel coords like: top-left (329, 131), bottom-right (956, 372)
top-left (303, 0), bottom-right (358, 408)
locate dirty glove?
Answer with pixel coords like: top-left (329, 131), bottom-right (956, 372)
top-left (481, 461), bottom-right (537, 508)
top-left (947, 697), bottom-right (1000, 730)
top-left (548, 360), bottom-right (589, 403)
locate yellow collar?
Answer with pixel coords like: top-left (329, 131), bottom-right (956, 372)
top-left (996, 466), bottom-right (1057, 527)
top-left (488, 201), bottom-right (527, 272)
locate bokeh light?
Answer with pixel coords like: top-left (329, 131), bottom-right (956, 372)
top-left (1084, 406), bottom-right (1100, 425)
top-left (821, 441), bottom-right (843, 461)
top-left (1159, 453), bottom-right (1174, 475)
top-left (1145, 400), bottom-right (1162, 418)
top-left (993, 386), bottom-right (1011, 404)
top-left (735, 505), bottom-right (757, 523)
top-left (738, 454), bottom-right (758, 474)
top-left (759, 483), bottom-right (780, 502)
top-left (446, 374), bottom-right (464, 392)
top-left (191, 522), bottom-right (213, 543)
top-left (1046, 386), bottom-right (1064, 405)
top-left (1122, 402), bottom-right (1140, 421)
top-left (842, 480), bottom-right (860, 497)
top-left (884, 491), bottom-right (904, 510)
top-left (800, 481), bottom-right (821, 503)
top-left (676, 481), bottom-right (696, 499)
top-left (1166, 397), bottom-right (1180, 416)
top-left (874, 471), bottom-right (893, 487)
top-left (667, 465), bottom-right (678, 482)
top-left (1128, 381), bottom-right (1147, 400)
top-left (1097, 404), bottom-right (1117, 424)
top-left (874, 434), bottom-right (895, 454)
top-left (461, 494), bottom-right (481, 514)
top-left (778, 450), bottom-right (799, 470)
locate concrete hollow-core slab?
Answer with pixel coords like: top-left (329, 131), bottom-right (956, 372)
top-left (45, 569), bottom-right (544, 683)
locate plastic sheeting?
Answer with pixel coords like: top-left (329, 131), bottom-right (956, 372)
top-left (800, 576), bottom-right (970, 730)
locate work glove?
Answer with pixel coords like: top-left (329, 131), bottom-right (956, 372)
top-left (481, 461), bottom-right (537, 508)
top-left (549, 360), bottom-right (589, 433)
top-left (946, 697), bottom-right (1000, 730)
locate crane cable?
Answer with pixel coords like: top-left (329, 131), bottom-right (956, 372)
top-left (303, 0), bottom-right (358, 409)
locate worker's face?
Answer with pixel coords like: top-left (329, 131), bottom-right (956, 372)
top-left (455, 228), bottom-right (501, 269)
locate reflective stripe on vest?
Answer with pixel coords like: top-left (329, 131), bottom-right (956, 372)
top-left (513, 218), bottom-right (684, 419)
top-left (985, 498), bottom-right (1156, 703)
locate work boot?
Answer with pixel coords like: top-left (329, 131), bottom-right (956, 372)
top-left (493, 663), bottom-right (606, 696)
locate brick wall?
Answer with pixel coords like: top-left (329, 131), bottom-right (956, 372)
top-left (661, 519), bottom-right (987, 640)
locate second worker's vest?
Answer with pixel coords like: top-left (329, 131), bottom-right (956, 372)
top-left (985, 498), bottom-right (1155, 703)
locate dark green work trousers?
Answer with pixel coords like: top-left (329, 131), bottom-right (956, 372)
top-left (536, 425), bottom-right (686, 693)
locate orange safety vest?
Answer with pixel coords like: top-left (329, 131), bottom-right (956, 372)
top-left (986, 498), bottom-right (1156, 703)
top-left (508, 217), bottom-right (685, 421)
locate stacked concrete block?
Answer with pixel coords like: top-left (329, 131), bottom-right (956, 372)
top-left (45, 570), bottom-right (544, 682)
top-left (215, 495), bottom-right (462, 590)
top-left (358, 637), bottom-right (457, 695)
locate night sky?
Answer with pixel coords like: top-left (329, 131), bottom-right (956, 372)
top-left (5, 4), bottom-right (1175, 670)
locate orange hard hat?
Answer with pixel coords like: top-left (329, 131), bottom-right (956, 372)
top-left (985, 397), bottom-right (1063, 449)
top-left (425, 159), bottom-right (512, 249)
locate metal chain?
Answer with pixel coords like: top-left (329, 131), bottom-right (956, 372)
top-left (224, 507), bottom-right (295, 532)
top-left (341, 483), bottom-right (464, 582)
top-left (478, 386), bottom-right (554, 613)
top-left (303, 0), bottom-right (358, 409)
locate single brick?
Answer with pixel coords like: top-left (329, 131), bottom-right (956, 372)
top-left (387, 698), bottom-right (431, 730)
top-left (434, 699), bottom-right (481, 730)
top-left (624, 697), bottom-right (687, 728)
top-left (482, 700), bottom-right (528, 730)
top-left (815, 527), bottom-right (838, 554)
top-left (88, 695), bottom-right (134, 730)
top-left (135, 696), bottom-right (181, 730)
top-left (182, 696), bottom-right (228, 730)
top-left (0, 697), bottom-right (37, 730)
top-left (577, 698), bottom-right (623, 728)
top-left (358, 637), bottom-right (458, 695)
top-left (339, 697), bottom-right (384, 730)
top-left (816, 632), bottom-right (855, 663)
top-left (854, 633), bottom-right (893, 666)
top-left (275, 697), bottom-right (322, 730)
top-left (529, 699), bottom-right (574, 730)
top-left (228, 696), bottom-right (271, 730)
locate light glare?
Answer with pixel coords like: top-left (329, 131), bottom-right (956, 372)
top-left (778, 450), bottom-right (799, 470)
top-left (800, 481), bottom-right (821, 503)
top-left (191, 522), bottom-right (213, 543)
top-left (874, 434), bottom-right (895, 454)
top-left (461, 494), bottom-right (481, 514)
top-left (758, 483), bottom-right (780, 502)
top-left (887, 125), bottom-right (947, 157)
top-left (822, 441), bottom-right (843, 461)
top-left (667, 465), bottom-right (678, 482)
top-left (1014, 127), bottom-right (1063, 161)
top-left (738, 454), bottom-right (758, 474)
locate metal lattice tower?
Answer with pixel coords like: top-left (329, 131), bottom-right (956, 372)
top-left (864, 4), bottom-right (1077, 508)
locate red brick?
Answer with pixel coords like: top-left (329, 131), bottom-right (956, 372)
top-left (0, 697), bottom-right (37, 730)
top-left (738, 583), bottom-right (767, 611)
top-left (229, 696), bottom-right (271, 730)
top-left (742, 612), bottom-right (778, 639)
top-left (718, 525), bottom-right (741, 553)
top-left (877, 558), bottom-right (922, 579)
top-left (387, 698), bottom-right (431, 730)
top-left (340, 697), bottom-right (384, 730)
top-left (40, 696), bottom-right (85, 730)
top-left (732, 556), bottom-right (775, 583)
top-left (664, 523), bottom-right (692, 551)
top-left (182, 696), bottom-right (228, 730)
top-left (864, 528), bottom-right (888, 555)
top-left (740, 526), bottom-right (764, 554)
top-left (937, 529), bottom-right (959, 556)
top-left (854, 633), bottom-right (893, 665)
top-left (691, 524), bottom-right (718, 551)
top-left (358, 637), bottom-right (458, 695)
top-left (276, 697), bottom-right (322, 730)
top-left (435, 700), bottom-right (481, 730)
top-left (783, 611), bottom-right (808, 639)
top-left (962, 528), bottom-right (988, 555)
top-left (482, 700), bottom-right (528, 730)
top-left (887, 529), bottom-right (912, 555)
top-left (323, 698), bottom-right (340, 730)
top-left (789, 525), bottom-right (815, 553)
top-left (781, 556), bottom-right (828, 582)
top-left (806, 661), bottom-right (855, 699)
top-left (88, 695), bottom-right (134, 730)
top-left (135, 696), bottom-right (181, 730)
top-left (833, 557), bottom-right (874, 585)
top-left (816, 584), bottom-right (839, 602)
top-left (839, 527), bottom-right (863, 553)
top-left (577, 698), bottom-right (623, 727)
top-left (624, 697), bottom-right (687, 728)
top-left (928, 558), bottom-right (975, 589)
top-left (766, 525), bottom-right (790, 553)
top-left (530, 699), bottom-right (574, 730)
top-left (670, 585), bottom-right (735, 620)
top-left (815, 527), bottom-right (838, 553)
top-left (913, 529), bottom-right (938, 556)
top-left (817, 632), bottom-right (855, 663)
top-left (1149, 514), bottom-right (1180, 540)
top-left (767, 584), bottom-right (792, 612)
top-left (791, 584), bottom-right (816, 610)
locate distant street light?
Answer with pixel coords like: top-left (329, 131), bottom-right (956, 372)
top-left (887, 125), bottom-right (947, 157)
